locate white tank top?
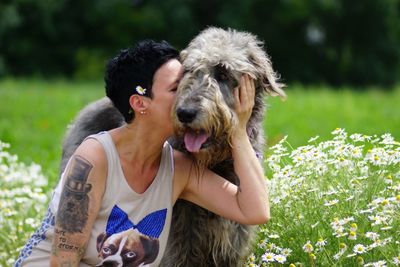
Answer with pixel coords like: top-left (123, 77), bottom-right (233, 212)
top-left (15, 131), bottom-right (174, 267)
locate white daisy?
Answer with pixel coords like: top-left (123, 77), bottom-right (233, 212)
top-left (393, 256), bottom-right (400, 266)
top-left (135, 85), bottom-right (147, 95)
top-left (281, 248), bottom-right (292, 256)
top-left (303, 241), bottom-right (314, 253)
top-left (365, 232), bottom-right (379, 241)
top-left (261, 252), bottom-right (275, 262)
top-left (274, 254), bottom-right (287, 264)
top-left (353, 244), bottom-right (366, 254)
top-left (371, 260), bottom-right (387, 267)
top-left (315, 238), bottom-right (327, 248)
top-left (324, 199), bottom-right (339, 206)
top-left (348, 231), bottom-right (357, 240)
top-left (268, 234), bottom-right (280, 239)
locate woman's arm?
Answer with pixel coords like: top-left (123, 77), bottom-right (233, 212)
top-left (50, 139), bottom-right (107, 266)
top-left (177, 75), bottom-right (270, 225)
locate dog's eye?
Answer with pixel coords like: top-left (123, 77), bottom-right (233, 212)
top-left (125, 251), bottom-right (136, 259)
top-left (217, 72), bottom-right (229, 81)
top-left (102, 247), bottom-right (111, 255)
top-left (214, 65), bottom-right (230, 82)
top-left (74, 195), bottom-right (83, 200)
top-left (183, 68), bottom-right (192, 75)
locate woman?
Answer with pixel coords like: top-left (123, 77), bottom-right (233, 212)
top-left (16, 40), bottom-right (269, 267)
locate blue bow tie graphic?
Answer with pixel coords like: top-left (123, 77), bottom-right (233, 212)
top-left (106, 205), bottom-right (167, 238)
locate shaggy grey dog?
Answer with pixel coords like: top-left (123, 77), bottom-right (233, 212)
top-left (59, 27), bottom-right (285, 266)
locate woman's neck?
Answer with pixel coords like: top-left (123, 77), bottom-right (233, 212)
top-left (109, 123), bottom-right (166, 172)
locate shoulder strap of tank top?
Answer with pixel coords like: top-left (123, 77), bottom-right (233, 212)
top-left (84, 131), bottom-right (119, 179)
top-left (162, 141), bottom-right (174, 175)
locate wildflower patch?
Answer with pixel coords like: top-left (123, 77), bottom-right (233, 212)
top-left (0, 141), bottom-right (49, 266)
top-left (247, 129), bottom-right (400, 266)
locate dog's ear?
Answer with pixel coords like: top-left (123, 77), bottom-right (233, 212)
top-left (179, 49), bottom-right (189, 63)
top-left (96, 232), bottom-right (108, 253)
top-left (248, 44), bottom-right (286, 99)
top-left (140, 236), bottom-right (160, 264)
top-left (179, 49), bottom-right (195, 73)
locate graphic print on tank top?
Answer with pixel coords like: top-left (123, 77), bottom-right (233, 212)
top-left (96, 205), bottom-right (167, 266)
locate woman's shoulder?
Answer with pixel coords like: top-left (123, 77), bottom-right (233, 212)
top-left (77, 137), bottom-right (106, 157)
top-left (172, 149), bottom-right (192, 167)
top-left (71, 137), bottom-right (108, 177)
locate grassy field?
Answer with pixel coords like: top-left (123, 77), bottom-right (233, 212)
top-left (264, 84), bottom-right (400, 148)
top-left (0, 79), bottom-right (104, 186)
top-left (1, 79), bottom-right (399, 185)
top-left (1, 79), bottom-right (399, 266)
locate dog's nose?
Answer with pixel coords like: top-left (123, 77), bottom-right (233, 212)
top-left (102, 262), bottom-right (119, 267)
top-left (101, 260), bottom-right (120, 267)
top-left (177, 107), bottom-right (198, 123)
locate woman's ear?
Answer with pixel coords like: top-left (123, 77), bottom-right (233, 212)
top-left (129, 95), bottom-right (150, 114)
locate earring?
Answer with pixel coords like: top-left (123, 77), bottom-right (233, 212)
top-left (140, 111), bottom-right (146, 115)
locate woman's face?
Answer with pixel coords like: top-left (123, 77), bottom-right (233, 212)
top-left (148, 59), bottom-right (183, 135)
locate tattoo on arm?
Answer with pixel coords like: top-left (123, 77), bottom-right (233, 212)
top-left (53, 228), bottom-right (86, 257)
top-left (57, 155), bottom-right (93, 233)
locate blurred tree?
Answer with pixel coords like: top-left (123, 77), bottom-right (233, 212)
top-left (215, 0), bottom-right (400, 87)
top-left (0, 0), bottom-right (399, 87)
top-left (0, 0), bottom-right (68, 76)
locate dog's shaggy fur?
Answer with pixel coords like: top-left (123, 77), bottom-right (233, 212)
top-left (60, 27), bottom-right (285, 266)
top-left (161, 27), bottom-right (285, 266)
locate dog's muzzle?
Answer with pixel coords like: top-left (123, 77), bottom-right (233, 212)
top-left (176, 107), bottom-right (212, 153)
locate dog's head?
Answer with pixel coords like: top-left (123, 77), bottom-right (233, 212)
top-left (172, 27), bottom-right (285, 166)
top-left (96, 229), bottom-right (159, 267)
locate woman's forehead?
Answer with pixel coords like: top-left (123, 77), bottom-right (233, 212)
top-left (153, 59), bottom-right (183, 88)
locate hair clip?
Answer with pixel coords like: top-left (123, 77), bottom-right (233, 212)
top-left (135, 85), bottom-right (147, 95)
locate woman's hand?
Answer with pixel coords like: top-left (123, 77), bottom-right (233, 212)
top-left (234, 74), bottom-right (255, 136)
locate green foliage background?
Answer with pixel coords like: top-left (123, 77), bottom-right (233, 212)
top-left (1, 0), bottom-right (400, 86)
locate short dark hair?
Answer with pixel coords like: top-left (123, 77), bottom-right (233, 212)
top-left (105, 40), bottom-right (179, 122)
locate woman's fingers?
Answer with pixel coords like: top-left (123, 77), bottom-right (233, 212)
top-left (234, 84), bottom-right (240, 107)
top-left (234, 74), bottom-right (256, 131)
top-left (246, 74), bottom-right (255, 102)
top-left (240, 74), bottom-right (255, 108)
top-left (240, 75), bottom-right (248, 105)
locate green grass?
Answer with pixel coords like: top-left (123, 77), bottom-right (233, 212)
top-left (0, 79), bottom-right (103, 187)
top-left (264, 85), bottom-right (400, 148)
top-left (0, 79), bottom-right (399, 187)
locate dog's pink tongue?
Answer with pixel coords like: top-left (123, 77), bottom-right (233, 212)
top-left (184, 131), bottom-right (209, 153)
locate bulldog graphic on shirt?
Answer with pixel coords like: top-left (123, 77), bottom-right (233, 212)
top-left (96, 205), bottom-right (167, 267)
